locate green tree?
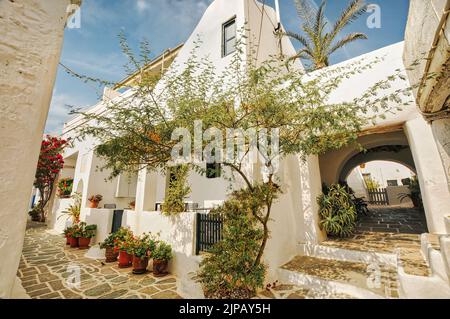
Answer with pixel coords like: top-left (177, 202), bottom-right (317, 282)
top-left (72, 33), bottom-right (413, 297)
top-left (286, 0), bottom-right (368, 70)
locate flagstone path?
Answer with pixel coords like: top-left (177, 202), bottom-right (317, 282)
top-left (17, 222), bottom-right (182, 299)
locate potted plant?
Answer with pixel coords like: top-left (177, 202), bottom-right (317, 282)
top-left (114, 227), bottom-right (133, 268)
top-left (129, 200), bottom-right (136, 210)
top-left (63, 227), bottom-right (72, 245)
top-left (398, 176), bottom-right (422, 208)
top-left (88, 194), bottom-right (103, 208)
top-left (130, 233), bottom-right (157, 274)
top-left (100, 232), bottom-right (120, 263)
top-left (67, 224), bottom-right (81, 248)
top-left (77, 222), bottom-right (97, 249)
top-left (28, 207), bottom-right (41, 222)
top-left (57, 178), bottom-right (73, 198)
top-left (152, 241), bottom-right (172, 277)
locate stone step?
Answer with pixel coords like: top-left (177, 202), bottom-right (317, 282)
top-left (298, 243), bottom-right (397, 267)
top-left (278, 255), bottom-right (399, 299)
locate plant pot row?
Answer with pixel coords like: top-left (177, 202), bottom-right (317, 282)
top-left (66, 236), bottom-right (92, 249)
top-left (107, 249), bottom-right (168, 276)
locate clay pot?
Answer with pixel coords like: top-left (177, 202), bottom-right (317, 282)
top-left (65, 236), bottom-right (70, 245)
top-left (152, 259), bottom-right (169, 277)
top-left (78, 237), bottom-right (91, 249)
top-left (132, 256), bottom-right (149, 274)
top-left (68, 237), bottom-right (79, 248)
top-left (105, 246), bottom-right (119, 263)
top-left (89, 201), bottom-right (99, 208)
top-left (118, 251), bottom-right (132, 268)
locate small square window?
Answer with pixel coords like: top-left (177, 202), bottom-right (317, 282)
top-left (222, 18), bottom-right (236, 57)
top-left (206, 163), bottom-right (221, 179)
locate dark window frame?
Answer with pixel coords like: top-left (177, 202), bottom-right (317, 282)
top-left (222, 16), bottom-right (237, 57)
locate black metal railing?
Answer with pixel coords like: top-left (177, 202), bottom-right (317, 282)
top-left (195, 212), bottom-right (224, 255)
top-left (367, 188), bottom-right (389, 205)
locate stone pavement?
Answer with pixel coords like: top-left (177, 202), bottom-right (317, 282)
top-left (323, 232), bottom-right (434, 277)
top-left (356, 206), bottom-right (428, 234)
top-left (18, 222), bottom-right (182, 299)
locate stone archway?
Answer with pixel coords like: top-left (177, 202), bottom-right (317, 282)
top-left (319, 130), bottom-right (429, 234)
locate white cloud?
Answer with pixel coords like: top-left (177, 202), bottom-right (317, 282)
top-left (45, 93), bottom-right (90, 135)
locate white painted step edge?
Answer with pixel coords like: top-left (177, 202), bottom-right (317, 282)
top-left (298, 243), bottom-right (397, 267)
top-left (278, 268), bottom-right (385, 299)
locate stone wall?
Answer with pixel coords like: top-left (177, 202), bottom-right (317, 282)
top-left (0, 0), bottom-right (75, 298)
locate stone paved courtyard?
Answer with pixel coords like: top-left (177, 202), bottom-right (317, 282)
top-left (18, 222), bottom-right (181, 299)
top-left (356, 206), bottom-right (428, 234)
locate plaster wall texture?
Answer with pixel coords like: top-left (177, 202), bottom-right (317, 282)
top-left (0, 0), bottom-right (73, 298)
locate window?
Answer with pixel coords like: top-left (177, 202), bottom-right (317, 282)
top-left (222, 17), bottom-right (236, 57)
top-left (387, 180), bottom-right (398, 187)
top-left (206, 163), bottom-right (221, 179)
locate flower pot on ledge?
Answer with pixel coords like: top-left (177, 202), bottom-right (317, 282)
top-left (89, 201), bottom-right (99, 208)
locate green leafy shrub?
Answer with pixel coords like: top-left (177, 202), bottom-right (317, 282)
top-left (317, 184), bottom-right (357, 237)
top-left (152, 241), bottom-right (173, 261)
top-left (131, 233), bottom-right (158, 258)
top-left (162, 165), bottom-right (191, 215)
top-left (198, 188), bottom-right (267, 299)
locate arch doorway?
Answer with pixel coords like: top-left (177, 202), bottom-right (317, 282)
top-left (319, 131), bottom-right (428, 235)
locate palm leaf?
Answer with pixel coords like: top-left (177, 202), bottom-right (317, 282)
top-left (328, 32), bottom-right (368, 55)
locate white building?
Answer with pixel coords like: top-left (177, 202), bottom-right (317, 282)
top-left (42, 0), bottom-right (450, 298)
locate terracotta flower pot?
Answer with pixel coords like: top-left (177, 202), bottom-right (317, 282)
top-left (68, 237), bottom-right (79, 248)
top-left (118, 251), bottom-right (132, 268)
top-left (153, 259), bottom-right (169, 277)
top-left (65, 236), bottom-right (70, 245)
top-left (78, 237), bottom-right (91, 249)
top-left (105, 246), bottom-right (119, 263)
top-left (89, 201), bottom-right (99, 208)
top-left (132, 256), bottom-right (149, 274)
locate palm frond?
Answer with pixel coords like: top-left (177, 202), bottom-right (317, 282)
top-left (328, 32), bottom-right (368, 55)
top-left (330, 0), bottom-right (367, 41)
top-left (283, 31), bottom-right (313, 52)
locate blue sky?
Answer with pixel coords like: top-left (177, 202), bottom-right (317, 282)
top-left (46, 0), bottom-right (410, 134)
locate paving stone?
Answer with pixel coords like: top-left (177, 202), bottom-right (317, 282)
top-left (26, 283), bottom-right (48, 292)
top-left (84, 284), bottom-right (112, 297)
top-left (139, 277), bottom-right (156, 286)
top-left (111, 276), bottom-right (128, 284)
top-left (29, 288), bottom-right (52, 298)
top-left (139, 286), bottom-right (160, 295)
top-left (38, 273), bottom-right (59, 282)
top-left (151, 290), bottom-right (182, 299)
top-left (39, 292), bottom-right (61, 299)
top-left (99, 289), bottom-right (128, 299)
top-left (156, 277), bottom-right (176, 284)
top-left (59, 289), bottom-right (83, 299)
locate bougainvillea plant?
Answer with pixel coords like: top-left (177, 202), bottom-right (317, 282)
top-left (32, 135), bottom-right (68, 222)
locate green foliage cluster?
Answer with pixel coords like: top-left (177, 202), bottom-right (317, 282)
top-left (197, 185), bottom-right (280, 299)
top-left (317, 184), bottom-right (357, 237)
top-left (130, 233), bottom-right (158, 258)
top-left (162, 165), bottom-right (191, 215)
top-left (152, 241), bottom-right (173, 262)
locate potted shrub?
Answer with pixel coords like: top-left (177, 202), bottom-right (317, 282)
top-left (88, 194), bottom-right (103, 208)
top-left (28, 207), bottom-right (41, 222)
top-left (57, 178), bottom-right (73, 198)
top-left (67, 224), bottom-right (81, 248)
top-left (100, 232), bottom-right (119, 263)
top-left (77, 222), bottom-right (97, 249)
top-left (63, 227), bottom-right (72, 245)
top-left (114, 227), bottom-right (133, 268)
top-left (152, 241), bottom-right (173, 277)
top-left (130, 233), bottom-right (157, 274)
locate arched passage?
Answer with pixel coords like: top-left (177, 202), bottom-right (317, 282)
top-left (319, 130), bottom-right (429, 234)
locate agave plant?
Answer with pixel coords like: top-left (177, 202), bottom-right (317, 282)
top-left (317, 184), bottom-right (357, 237)
top-left (285, 0), bottom-right (368, 70)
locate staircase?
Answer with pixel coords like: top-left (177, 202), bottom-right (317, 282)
top-left (277, 232), bottom-right (450, 299)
